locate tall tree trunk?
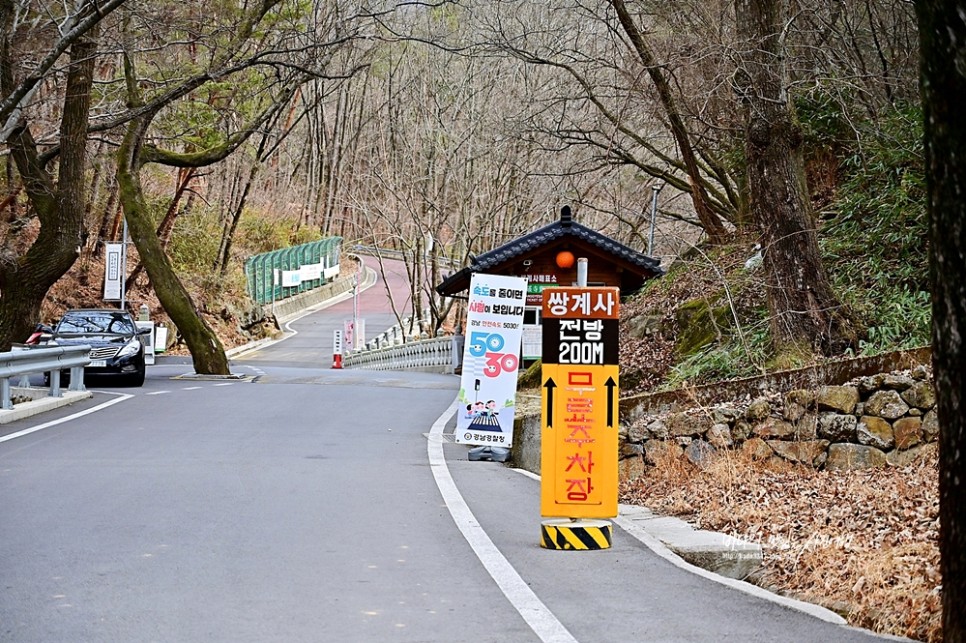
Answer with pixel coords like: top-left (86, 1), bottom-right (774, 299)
top-left (735, 0), bottom-right (857, 356)
top-left (916, 2), bottom-right (966, 639)
top-left (609, 0), bottom-right (730, 243)
top-left (0, 18), bottom-right (97, 349)
top-left (117, 117), bottom-right (230, 375)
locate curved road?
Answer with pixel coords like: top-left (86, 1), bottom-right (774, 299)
top-left (0, 267), bottom-right (898, 642)
top-left (243, 257), bottom-right (414, 367)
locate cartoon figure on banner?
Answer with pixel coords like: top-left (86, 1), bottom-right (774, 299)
top-left (468, 398), bottom-right (502, 432)
top-left (464, 379), bottom-right (502, 432)
top-left (464, 400), bottom-right (487, 419)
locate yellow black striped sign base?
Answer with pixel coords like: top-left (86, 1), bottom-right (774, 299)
top-left (540, 519), bottom-right (612, 550)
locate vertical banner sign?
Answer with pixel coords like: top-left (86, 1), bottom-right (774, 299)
top-left (103, 243), bottom-right (124, 301)
top-left (457, 274), bottom-right (527, 447)
top-left (540, 287), bottom-right (620, 519)
top-left (344, 320), bottom-right (355, 351)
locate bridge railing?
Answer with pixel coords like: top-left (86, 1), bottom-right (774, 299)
top-left (343, 335), bottom-right (462, 374)
top-left (0, 345), bottom-right (92, 409)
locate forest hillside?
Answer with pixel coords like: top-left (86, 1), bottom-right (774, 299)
top-left (2, 3), bottom-right (941, 640)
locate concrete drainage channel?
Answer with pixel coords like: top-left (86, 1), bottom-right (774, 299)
top-left (615, 504), bottom-right (762, 579)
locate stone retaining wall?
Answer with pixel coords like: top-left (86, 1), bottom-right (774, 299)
top-left (623, 365), bottom-right (937, 471)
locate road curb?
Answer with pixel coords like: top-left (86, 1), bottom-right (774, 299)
top-left (510, 467), bottom-right (856, 629)
top-left (613, 504), bottom-right (848, 625)
top-left (0, 389), bottom-right (93, 425)
top-left (617, 505), bottom-right (763, 579)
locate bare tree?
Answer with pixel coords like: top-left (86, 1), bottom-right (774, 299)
top-left (472, 0), bottom-right (741, 243)
top-left (608, 0), bottom-right (730, 241)
top-left (112, 0), bottom-right (371, 374)
top-left (0, 0), bottom-right (120, 350)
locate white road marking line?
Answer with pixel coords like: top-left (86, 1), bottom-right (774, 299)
top-left (146, 391), bottom-right (170, 396)
top-left (514, 468), bottom-right (541, 482)
top-left (428, 398), bottom-right (577, 643)
top-left (182, 386), bottom-right (202, 391)
top-left (0, 393), bottom-right (133, 443)
top-left (213, 383), bottom-right (234, 387)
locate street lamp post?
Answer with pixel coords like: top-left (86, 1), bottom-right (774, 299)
top-left (346, 252), bottom-right (364, 351)
top-left (649, 184), bottom-right (663, 257)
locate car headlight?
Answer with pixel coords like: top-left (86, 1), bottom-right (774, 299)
top-left (116, 338), bottom-right (142, 358)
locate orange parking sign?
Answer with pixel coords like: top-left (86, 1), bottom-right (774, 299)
top-left (540, 287), bottom-right (620, 519)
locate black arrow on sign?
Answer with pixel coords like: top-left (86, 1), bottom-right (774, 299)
top-left (605, 376), bottom-right (617, 427)
top-left (544, 378), bottom-right (557, 427)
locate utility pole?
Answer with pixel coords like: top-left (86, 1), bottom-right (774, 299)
top-left (649, 184), bottom-right (663, 256)
top-left (346, 253), bottom-right (364, 350)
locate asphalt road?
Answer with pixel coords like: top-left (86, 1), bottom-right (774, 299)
top-left (0, 266), bottom-right (900, 642)
top-left (243, 256), bottom-right (415, 367)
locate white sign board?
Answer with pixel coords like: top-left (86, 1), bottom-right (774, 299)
top-left (301, 263), bottom-right (322, 281)
top-left (281, 270), bottom-right (302, 287)
top-left (155, 325), bottom-right (168, 353)
top-left (136, 321), bottom-right (156, 365)
top-left (333, 329), bottom-right (343, 355)
top-left (456, 273), bottom-right (527, 447)
top-left (522, 324), bottom-right (543, 360)
top-left (103, 243), bottom-right (124, 301)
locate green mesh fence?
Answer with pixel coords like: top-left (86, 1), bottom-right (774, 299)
top-left (244, 238), bottom-right (343, 305)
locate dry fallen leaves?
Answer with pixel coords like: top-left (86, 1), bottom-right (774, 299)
top-left (620, 449), bottom-right (941, 642)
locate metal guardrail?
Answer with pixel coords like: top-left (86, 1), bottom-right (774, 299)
top-left (343, 336), bottom-right (460, 374)
top-left (0, 345), bottom-right (92, 410)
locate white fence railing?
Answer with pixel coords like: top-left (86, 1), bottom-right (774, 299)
top-left (0, 345), bottom-right (91, 409)
top-left (343, 336), bottom-right (462, 374)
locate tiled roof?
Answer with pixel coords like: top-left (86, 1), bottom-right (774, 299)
top-left (436, 206), bottom-right (663, 295)
top-left (472, 218), bottom-right (661, 272)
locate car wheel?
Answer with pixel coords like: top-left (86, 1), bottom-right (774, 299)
top-left (127, 365), bottom-right (146, 387)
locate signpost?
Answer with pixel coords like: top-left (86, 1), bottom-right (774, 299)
top-left (332, 330), bottom-right (343, 369)
top-left (103, 242), bottom-right (124, 303)
top-left (540, 286), bottom-right (620, 550)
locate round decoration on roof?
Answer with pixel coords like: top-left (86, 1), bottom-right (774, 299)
top-left (555, 251), bottom-right (575, 269)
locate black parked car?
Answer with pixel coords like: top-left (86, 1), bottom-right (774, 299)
top-left (42, 308), bottom-right (149, 386)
